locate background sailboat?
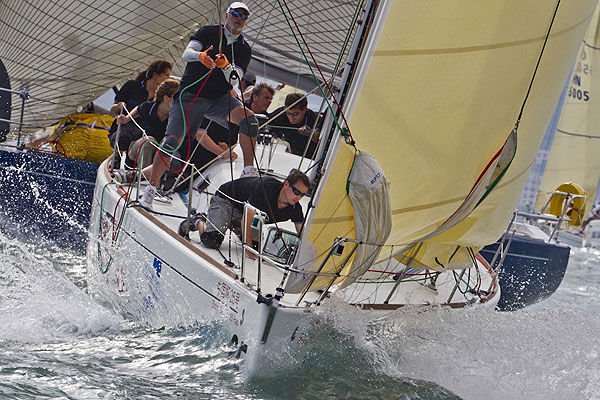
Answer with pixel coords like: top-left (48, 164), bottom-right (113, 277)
top-left (533, 2), bottom-right (600, 243)
top-left (477, 2), bottom-right (600, 309)
top-left (301, 1), bottom-right (597, 292)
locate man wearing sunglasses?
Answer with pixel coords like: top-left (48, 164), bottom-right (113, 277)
top-left (140, 2), bottom-right (261, 208)
top-left (268, 92), bottom-right (322, 159)
top-left (179, 169), bottom-right (310, 258)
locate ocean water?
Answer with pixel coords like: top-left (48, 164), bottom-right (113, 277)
top-left (1, 231), bottom-right (599, 400)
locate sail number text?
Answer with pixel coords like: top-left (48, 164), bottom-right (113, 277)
top-left (568, 86), bottom-right (589, 101)
top-left (569, 72), bottom-right (590, 102)
top-left (216, 280), bottom-right (240, 309)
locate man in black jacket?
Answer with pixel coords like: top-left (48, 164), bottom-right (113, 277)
top-left (179, 169), bottom-right (310, 256)
top-left (141, 2), bottom-right (260, 208)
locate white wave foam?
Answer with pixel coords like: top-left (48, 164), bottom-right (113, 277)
top-left (0, 233), bottom-right (123, 342)
top-left (315, 265), bottom-right (600, 400)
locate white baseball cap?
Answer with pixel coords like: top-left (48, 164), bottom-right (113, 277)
top-left (228, 2), bottom-right (250, 15)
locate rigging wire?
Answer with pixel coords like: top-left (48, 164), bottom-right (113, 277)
top-left (276, 0), bottom-right (358, 150)
top-left (515, 0), bottom-right (562, 127)
top-left (556, 128), bottom-right (600, 139)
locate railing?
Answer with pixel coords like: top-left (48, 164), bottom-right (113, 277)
top-left (485, 210), bottom-right (518, 294)
top-left (234, 205), bottom-right (356, 305)
top-left (539, 191), bottom-right (586, 242)
top-left (238, 220), bottom-right (503, 307)
top-left (0, 86), bottom-right (30, 147)
top-left (483, 201), bottom-right (580, 294)
top-left (295, 237), bottom-right (358, 306)
top-left (241, 223), bottom-right (342, 301)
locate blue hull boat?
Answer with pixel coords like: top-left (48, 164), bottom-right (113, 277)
top-left (480, 235), bottom-right (570, 311)
top-left (0, 148), bottom-right (98, 251)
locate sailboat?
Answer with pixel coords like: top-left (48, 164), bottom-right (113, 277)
top-left (480, 2), bottom-right (600, 305)
top-left (530, 1), bottom-right (600, 248)
top-left (478, 74), bottom-right (574, 312)
top-left (83, 0), bottom-right (600, 372)
top-left (478, 3), bottom-right (600, 310)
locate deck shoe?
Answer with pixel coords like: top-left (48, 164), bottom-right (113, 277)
top-left (178, 213), bottom-right (207, 237)
top-left (140, 185), bottom-right (156, 209)
top-left (113, 170), bottom-right (135, 184)
top-left (240, 166), bottom-right (259, 178)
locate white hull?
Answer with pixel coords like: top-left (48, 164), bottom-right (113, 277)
top-left (86, 152), bottom-right (499, 374)
top-left (583, 220), bottom-right (600, 249)
top-left (555, 229), bottom-right (584, 248)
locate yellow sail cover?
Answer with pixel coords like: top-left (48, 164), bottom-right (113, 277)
top-left (304, 0), bottom-right (597, 287)
top-left (536, 2), bottom-right (600, 218)
top-left (50, 114), bottom-right (115, 163)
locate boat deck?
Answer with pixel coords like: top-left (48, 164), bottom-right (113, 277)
top-left (112, 153), bottom-right (325, 308)
top-left (104, 146), bottom-right (498, 311)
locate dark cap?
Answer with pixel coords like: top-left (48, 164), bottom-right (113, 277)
top-left (243, 72), bottom-right (256, 85)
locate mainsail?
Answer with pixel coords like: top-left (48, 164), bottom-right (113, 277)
top-left (0, 0), bottom-right (213, 132)
top-left (0, 0), bottom-right (362, 133)
top-left (535, 1), bottom-right (600, 217)
top-left (302, 1), bottom-right (597, 287)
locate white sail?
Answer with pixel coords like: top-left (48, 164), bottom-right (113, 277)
top-left (535, 1), bottom-right (600, 219)
top-left (303, 0), bottom-right (597, 287)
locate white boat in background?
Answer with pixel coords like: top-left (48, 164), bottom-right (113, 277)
top-left (84, 0), bottom-right (600, 373)
top-left (584, 219), bottom-right (600, 248)
top-left (530, 1), bottom-right (600, 247)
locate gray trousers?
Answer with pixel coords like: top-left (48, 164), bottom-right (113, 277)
top-left (201, 196), bottom-right (243, 248)
top-left (166, 91), bottom-right (244, 138)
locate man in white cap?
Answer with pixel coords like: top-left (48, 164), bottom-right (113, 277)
top-left (140, 2), bottom-right (260, 208)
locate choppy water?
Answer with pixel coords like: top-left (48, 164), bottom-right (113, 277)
top-left (1, 231), bottom-right (599, 400)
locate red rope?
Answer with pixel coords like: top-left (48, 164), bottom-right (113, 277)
top-left (49, 140), bottom-right (67, 157)
top-left (280, 0), bottom-right (356, 145)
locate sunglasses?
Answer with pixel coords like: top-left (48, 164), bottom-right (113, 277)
top-left (231, 10), bottom-right (248, 20)
top-left (290, 185), bottom-right (307, 197)
top-left (286, 110), bottom-right (301, 117)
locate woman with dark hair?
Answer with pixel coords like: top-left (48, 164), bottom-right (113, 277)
top-left (113, 79), bottom-right (180, 175)
top-left (109, 59), bottom-right (173, 117)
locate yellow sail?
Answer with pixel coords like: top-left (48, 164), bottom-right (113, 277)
top-left (536, 2), bottom-right (600, 219)
top-left (304, 0), bottom-right (597, 288)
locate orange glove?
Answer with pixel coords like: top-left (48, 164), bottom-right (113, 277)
top-left (199, 45), bottom-right (215, 69)
top-left (215, 54), bottom-right (229, 69)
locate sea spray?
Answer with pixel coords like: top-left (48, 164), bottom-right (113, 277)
top-left (0, 232), bottom-right (121, 342)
